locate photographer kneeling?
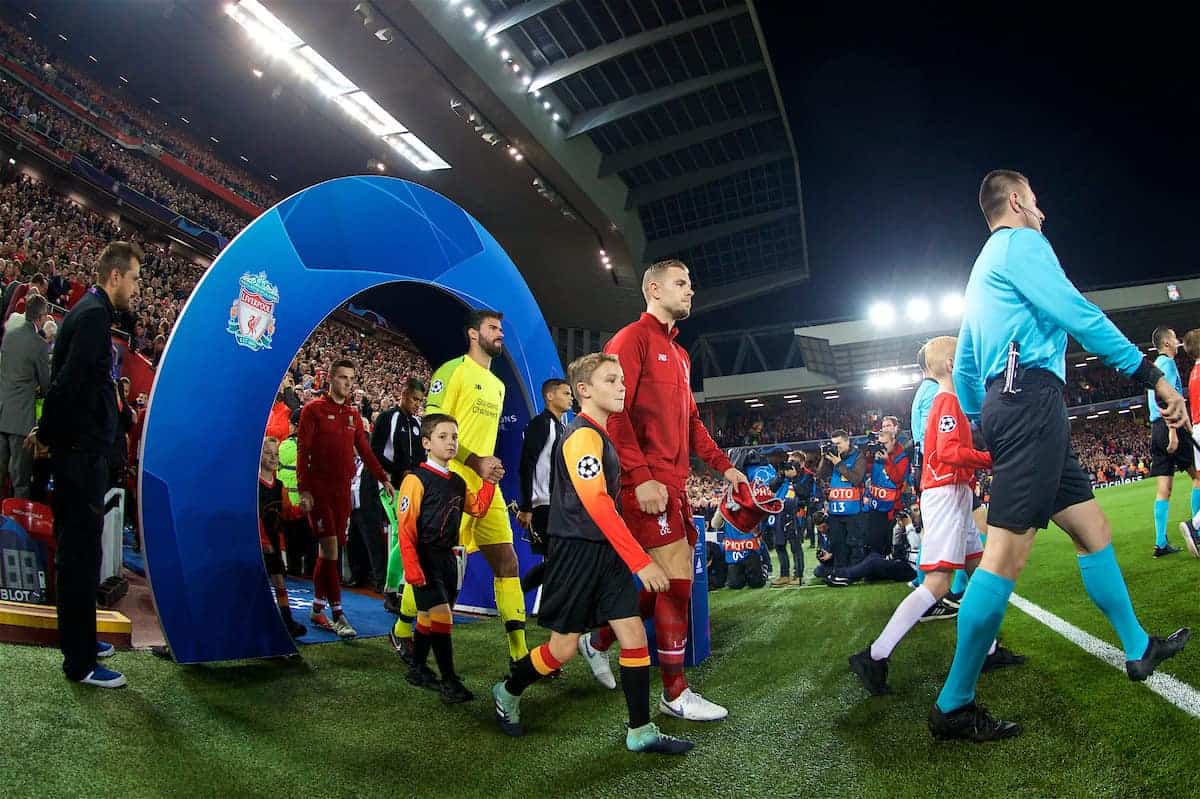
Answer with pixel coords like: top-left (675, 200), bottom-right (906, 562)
top-left (864, 416), bottom-right (911, 557)
top-left (816, 430), bottom-right (867, 567)
top-left (813, 511), bottom-right (918, 587)
top-left (710, 482), bottom-right (783, 589)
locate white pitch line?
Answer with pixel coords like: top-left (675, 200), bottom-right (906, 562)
top-left (1009, 592), bottom-right (1200, 719)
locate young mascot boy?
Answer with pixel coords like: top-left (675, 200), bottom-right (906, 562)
top-left (492, 353), bottom-right (694, 754)
top-left (395, 413), bottom-right (497, 704)
top-left (849, 336), bottom-right (1023, 695)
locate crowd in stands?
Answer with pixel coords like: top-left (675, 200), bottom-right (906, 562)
top-left (288, 319), bottom-right (431, 420)
top-left (0, 18), bottom-right (280, 210)
top-left (1072, 413), bottom-right (1152, 483)
top-left (715, 399), bottom-right (900, 447)
top-left (1065, 363), bottom-right (1142, 406)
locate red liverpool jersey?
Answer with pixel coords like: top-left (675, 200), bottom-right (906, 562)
top-left (921, 390), bottom-right (992, 490)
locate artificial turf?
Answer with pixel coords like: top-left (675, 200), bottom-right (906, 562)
top-left (3, 475), bottom-right (1199, 798)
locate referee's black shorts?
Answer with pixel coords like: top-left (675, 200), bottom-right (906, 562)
top-left (982, 368), bottom-right (1093, 532)
top-left (1149, 418), bottom-right (1195, 477)
top-left (538, 536), bottom-right (638, 634)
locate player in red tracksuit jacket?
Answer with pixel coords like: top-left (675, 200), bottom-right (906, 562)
top-left (850, 336), bottom-right (1023, 696)
top-left (1177, 330), bottom-right (1200, 556)
top-left (297, 359), bottom-right (393, 638)
top-left (575, 259), bottom-right (748, 723)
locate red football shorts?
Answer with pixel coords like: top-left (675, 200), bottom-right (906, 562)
top-left (308, 490), bottom-right (352, 545)
top-left (620, 486), bottom-right (695, 550)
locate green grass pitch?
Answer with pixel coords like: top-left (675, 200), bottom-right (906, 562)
top-left (3, 476), bottom-right (1198, 798)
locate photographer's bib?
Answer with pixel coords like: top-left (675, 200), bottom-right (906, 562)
top-left (828, 451), bottom-right (864, 515)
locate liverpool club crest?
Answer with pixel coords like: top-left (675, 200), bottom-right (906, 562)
top-left (227, 271), bottom-right (278, 351)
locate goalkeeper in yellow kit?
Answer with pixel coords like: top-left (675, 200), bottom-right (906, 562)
top-left (394, 309), bottom-right (528, 664)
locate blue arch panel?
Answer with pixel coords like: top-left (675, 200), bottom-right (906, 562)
top-left (139, 177), bottom-right (561, 664)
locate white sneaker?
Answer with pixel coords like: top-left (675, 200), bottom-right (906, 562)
top-left (658, 687), bottom-right (727, 721)
top-left (577, 635), bottom-right (616, 689)
top-left (331, 615), bottom-right (357, 639)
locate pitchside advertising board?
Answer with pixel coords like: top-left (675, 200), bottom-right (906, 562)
top-left (0, 516), bottom-right (47, 604)
top-left (139, 176), bottom-right (562, 664)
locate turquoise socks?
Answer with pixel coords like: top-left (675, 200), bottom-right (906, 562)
top-left (936, 569), bottom-right (1015, 713)
top-left (1154, 498), bottom-right (1170, 548)
top-left (1078, 544), bottom-right (1149, 661)
top-left (1192, 488), bottom-right (1200, 517)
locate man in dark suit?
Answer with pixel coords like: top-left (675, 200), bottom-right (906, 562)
top-left (34, 242), bottom-right (142, 689)
top-left (516, 378), bottom-right (572, 593)
top-left (374, 378), bottom-right (426, 614)
top-left (0, 293), bottom-right (50, 498)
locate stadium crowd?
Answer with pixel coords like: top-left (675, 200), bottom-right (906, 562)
top-left (0, 18), bottom-right (280, 210)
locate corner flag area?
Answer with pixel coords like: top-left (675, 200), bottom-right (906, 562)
top-left (3, 476), bottom-right (1197, 798)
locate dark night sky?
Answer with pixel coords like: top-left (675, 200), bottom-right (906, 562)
top-left (685, 3), bottom-right (1199, 337)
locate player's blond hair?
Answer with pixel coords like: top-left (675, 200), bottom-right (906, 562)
top-left (924, 335), bottom-right (957, 380)
top-left (642, 259), bottom-right (688, 303)
top-left (567, 352), bottom-right (620, 395)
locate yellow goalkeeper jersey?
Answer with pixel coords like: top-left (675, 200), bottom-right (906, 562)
top-left (425, 355), bottom-right (505, 463)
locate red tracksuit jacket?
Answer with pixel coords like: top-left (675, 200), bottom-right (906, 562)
top-left (296, 394), bottom-right (388, 495)
top-left (920, 390), bottom-right (991, 491)
top-left (604, 313), bottom-right (733, 493)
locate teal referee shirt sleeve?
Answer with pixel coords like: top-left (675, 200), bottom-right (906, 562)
top-left (955, 228), bottom-right (1145, 418)
top-left (1148, 355), bottom-right (1180, 422)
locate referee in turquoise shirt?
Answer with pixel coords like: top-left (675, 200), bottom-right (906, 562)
top-left (928, 170), bottom-right (1191, 742)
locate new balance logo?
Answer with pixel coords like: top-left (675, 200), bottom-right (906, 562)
top-left (658, 353), bottom-right (669, 362)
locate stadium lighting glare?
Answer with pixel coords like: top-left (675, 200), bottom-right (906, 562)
top-left (149, 96), bottom-right (160, 104)
top-left (1097, 410), bottom-right (1110, 416)
top-left (118, 75), bottom-right (129, 83)
top-left (552, 112), bottom-right (561, 122)
top-left (486, 36), bottom-right (499, 47)
top-left (868, 301), bottom-right (893, 328)
top-left (532, 89), bottom-right (541, 98)
top-left (824, 394), bottom-right (840, 400)
top-left (179, 116), bottom-right (190, 124)
top-left (239, 155), bottom-right (249, 162)
top-left (27, 11), bottom-right (36, 19)
top-left (542, 100), bottom-right (552, 110)
top-left (787, 399), bottom-right (802, 404)
top-left (500, 49), bottom-right (510, 60)
top-left (57, 33), bottom-right (67, 41)
top-left (1074, 363), bottom-right (1086, 367)
top-left (783, 394), bottom-right (797, 399)
top-left (1085, 355), bottom-right (1097, 361)
top-left (905, 297), bottom-right (930, 323)
top-left (252, 67), bottom-right (264, 78)
top-left (227, 0), bottom-right (449, 170)
top-left (7, 158), bottom-right (14, 165)
top-left (269, 174), bottom-right (278, 181)
top-left (1086, 414), bottom-right (1099, 420)
top-left (88, 55), bottom-right (98, 63)
top-left (1118, 409), bottom-right (1130, 414)
top-left (463, 6), bottom-right (475, 17)
top-left (941, 292), bottom-right (964, 318)
top-left (743, 398), bottom-right (759, 404)
top-left (210, 136), bottom-right (220, 143)
top-left (1130, 404), bottom-right (1143, 409)
top-left (511, 63), bottom-right (521, 73)
top-left (475, 20), bottom-right (489, 33)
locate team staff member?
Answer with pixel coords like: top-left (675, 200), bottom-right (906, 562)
top-left (516, 378), bottom-right (572, 594)
top-left (931, 169), bottom-right (1190, 741)
top-left (492, 353), bottom-right (692, 754)
top-left (35, 241), bottom-right (142, 689)
top-left (423, 310), bottom-right (528, 663)
top-left (377, 378), bottom-right (425, 620)
top-left (815, 431), bottom-right (867, 567)
top-left (578, 260), bottom-right (748, 722)
top-left (297, 358), bottom-right (394, 639)
top-left (1145, 327), bottom-right (1196, 556)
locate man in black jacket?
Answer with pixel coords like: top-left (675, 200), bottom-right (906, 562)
top-left (515, 378), bottom-right (572, 594)
top-left (34, 241), bottom-right (142, 689)
top-left (376, 378), bottom-right (425, 615)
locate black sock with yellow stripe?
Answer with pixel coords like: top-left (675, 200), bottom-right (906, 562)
top-left (619, 646), bottom-right (651, 728)
top-left (504, 643), bottom-right (562, 696)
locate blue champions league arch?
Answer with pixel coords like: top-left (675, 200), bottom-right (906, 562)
top-left (139, 176), bottom-right (562, 664)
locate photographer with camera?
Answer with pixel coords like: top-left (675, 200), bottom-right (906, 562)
top-left (766, 451), bottom-right (816, 584)
top-left (864, 416), bottom-right (911, 557)
top-left (815, 430), bottom-right (867, 567)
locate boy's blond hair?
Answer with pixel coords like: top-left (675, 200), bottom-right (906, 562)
top-left (924, 336), bottom-right (957, 380)
top-left (567, 352), bottom-right (620, 395)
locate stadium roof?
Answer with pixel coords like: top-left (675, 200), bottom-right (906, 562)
top-left (471, 0), bottom-right (809, 303)
top-left (693, 275), bottom-right (1200, 402)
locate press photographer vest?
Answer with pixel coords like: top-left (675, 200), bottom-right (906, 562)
top-left (868, 448), bottom-right (909, 511)
top-left (828, 450), bottom-right (863, 515)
